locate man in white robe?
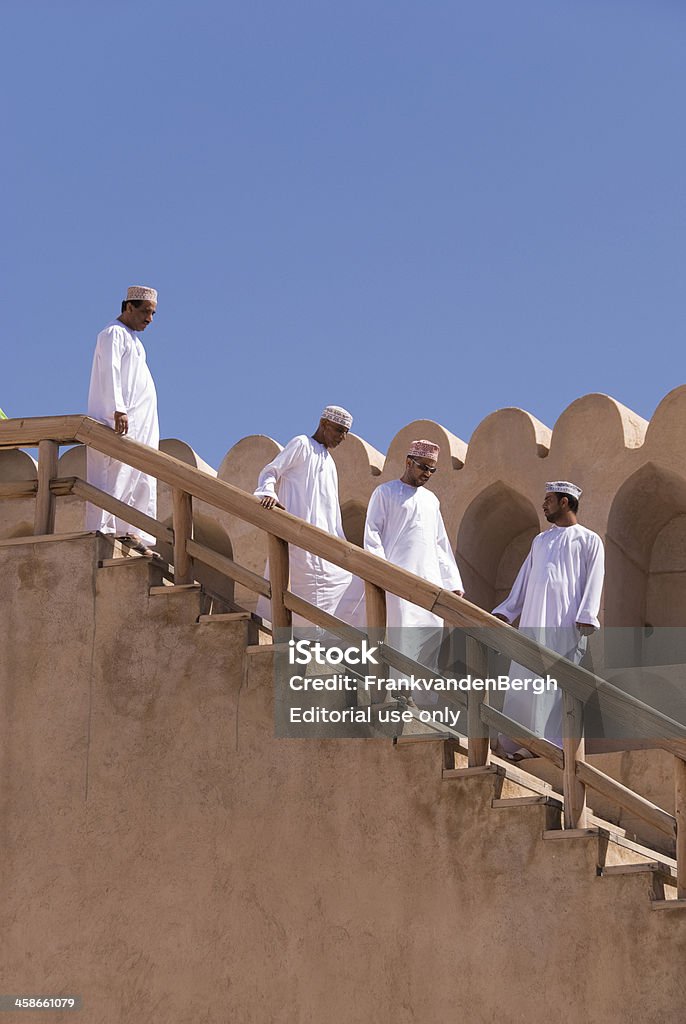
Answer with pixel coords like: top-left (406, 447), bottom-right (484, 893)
top-left (254, 406), bottom-right (361, 627)
top-left (493, 481), bottom-right (605, 757)
top-left (86, 285), bottom-right (159, 555)
top-left (364, 440), bottom-right (464, 698)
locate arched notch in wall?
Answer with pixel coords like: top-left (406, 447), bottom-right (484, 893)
top-left (340, 500), bottom-right (367, 548)
top-left (644, 385), bottom-right (686, 456)
top-left (605, 462), bottom-right (686, 631)
top-left (332, 435), bottom-right (385, 506)
top-left (158, 511), bottom-right (236, 609)
top-left (457, 481), bottom-right (540, 613)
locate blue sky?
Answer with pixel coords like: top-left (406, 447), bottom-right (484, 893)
top-left (3, 0), bottom-right (684, 468)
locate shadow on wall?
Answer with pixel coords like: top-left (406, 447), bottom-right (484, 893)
top-left (606, 462), bottom-right (686, 629)
top-left (605, 463), bottom-right (686, 671)
top-left (457, 481), bottom-right (540, 613)
top-left (341, 500), bottom-right (366, 548)
top-left (159, 511), bottom-right (236, 607)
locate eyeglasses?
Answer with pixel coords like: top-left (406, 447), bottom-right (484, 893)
top-left (409, 458), bottom-right (437, 474)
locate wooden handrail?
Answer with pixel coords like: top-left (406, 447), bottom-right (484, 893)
top-left (575, 760), bottom-right (676, 840)
top-left (1, 414), bottom-right (685, 752)
top-left (0, 414), bottom-right (86, 447)
top-left (72, 478), bottom-right (174, 544)
top-left (187, 539), bottom-right (271, 599)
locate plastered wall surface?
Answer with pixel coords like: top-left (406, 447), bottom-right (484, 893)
top-left (1, 535), bottom-right (685, 1023)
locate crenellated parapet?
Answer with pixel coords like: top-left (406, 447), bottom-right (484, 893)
top-left (2, 387), bottom-right (686, 626)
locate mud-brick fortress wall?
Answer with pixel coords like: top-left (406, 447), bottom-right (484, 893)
top-left (3, 387), bottom-right (686, 634)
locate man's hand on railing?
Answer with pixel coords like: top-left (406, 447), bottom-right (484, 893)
top-left (114, 412), bottom-right (129, 436)
top-left (259, 495), bottom-right (286, 511)
top-left (452, 590), bottom-right (465, 598)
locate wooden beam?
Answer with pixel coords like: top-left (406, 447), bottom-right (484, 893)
top-left (34, 439), bottom-right (59, 535)
top-left (282, 591), bottom-right (368, 646)
top-left (480, 704), bottom-right (564, 769)
top-left (364, 582), bottom-right (388, 703)
top-left (71, 478), bottom-right (174, 545)
top-left (576, 760), bottom-right (676, 840)
top-left (0, 414), bottom-right (85, 447)
top-left (0, 531), bottom-right (93, 548)
top-left (364, 582), bottom-right (386, 630)
top-left (0, 481), bottom-right (37, 499)
top-left (49, 476), bottom-right (76, 496)
top-left (187, 539), bottom-right (271, 598)
top-left (443, 740), bottom-right (461, 771)
top-left (267, 533), bottom-right (291, 629)
top-left (172, 488), bottom-right (193, 585)
top-left (675, 756), bottom-right (686, 899)
top-left (369, 642), bottom-right (466, 707)
top-left (466, 636), bottom-right (490, 767)
top-left (562, 691), bottom-right (587, 829)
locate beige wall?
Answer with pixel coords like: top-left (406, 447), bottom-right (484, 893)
top-left (1, 534), bottom-right (686, 1023)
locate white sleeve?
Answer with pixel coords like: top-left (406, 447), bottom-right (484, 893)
top-left (436, 510), bottom-right (463, 591)
top-left (364, 488), bottom-right (388, 560)
top-left (94, 327), bottom-right (127, 415)
top-left (254, 437), bottom-right (305, 498)
top-left (492, 549), bottom-right (533, 623)
top-left (576, 533), bottom-right (605, 628)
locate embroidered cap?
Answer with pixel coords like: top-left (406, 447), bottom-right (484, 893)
top-left (408, 440), bottom-right (440, 460)
top-left (321, 405), bottom-right (353, 429)
top-left (126, 285), bottom-right (158, 303)
top-left (545, 481), bottom-right (582, 500)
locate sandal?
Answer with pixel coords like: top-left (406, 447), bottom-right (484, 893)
top-left (492, 741), bottom-right (536, 762)
top-left (510, 747), bottom-right (536, 762)
top-left (117, 534), bottom-right (155, 558)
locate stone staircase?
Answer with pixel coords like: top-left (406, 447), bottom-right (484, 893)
top-left (2, 531), bottom-right (686, 1023)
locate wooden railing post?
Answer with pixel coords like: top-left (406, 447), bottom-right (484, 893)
top-left (364, 581), bottom-right (386, 631)
top-left (675, 756), bottom-right (686, 900)
top-left (466, 636), bottom-right (490, 767)
top-left (34, 439), bottom-right (59, 535)
top-left (268, 534), bottom-right (292, 629)
top-left (562, 691), bottom-right (588, 828)
top-left (172, 488), bottom-right (193, 584)
top-left (364, 582), bottom-right (387, 703)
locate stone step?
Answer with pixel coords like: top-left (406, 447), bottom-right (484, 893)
top-left (601, 861), bottom-right (676, 883)
top-left (99, 556), bottom-right (159, 568)
top-left (149, 583), bottom-right (202, 595)
top-left (651, 899), bottom-right (686, 912)
top-left (197, 612), bottom-right (252, 624)
top-left (541, 826), bottom-right (676, 871)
